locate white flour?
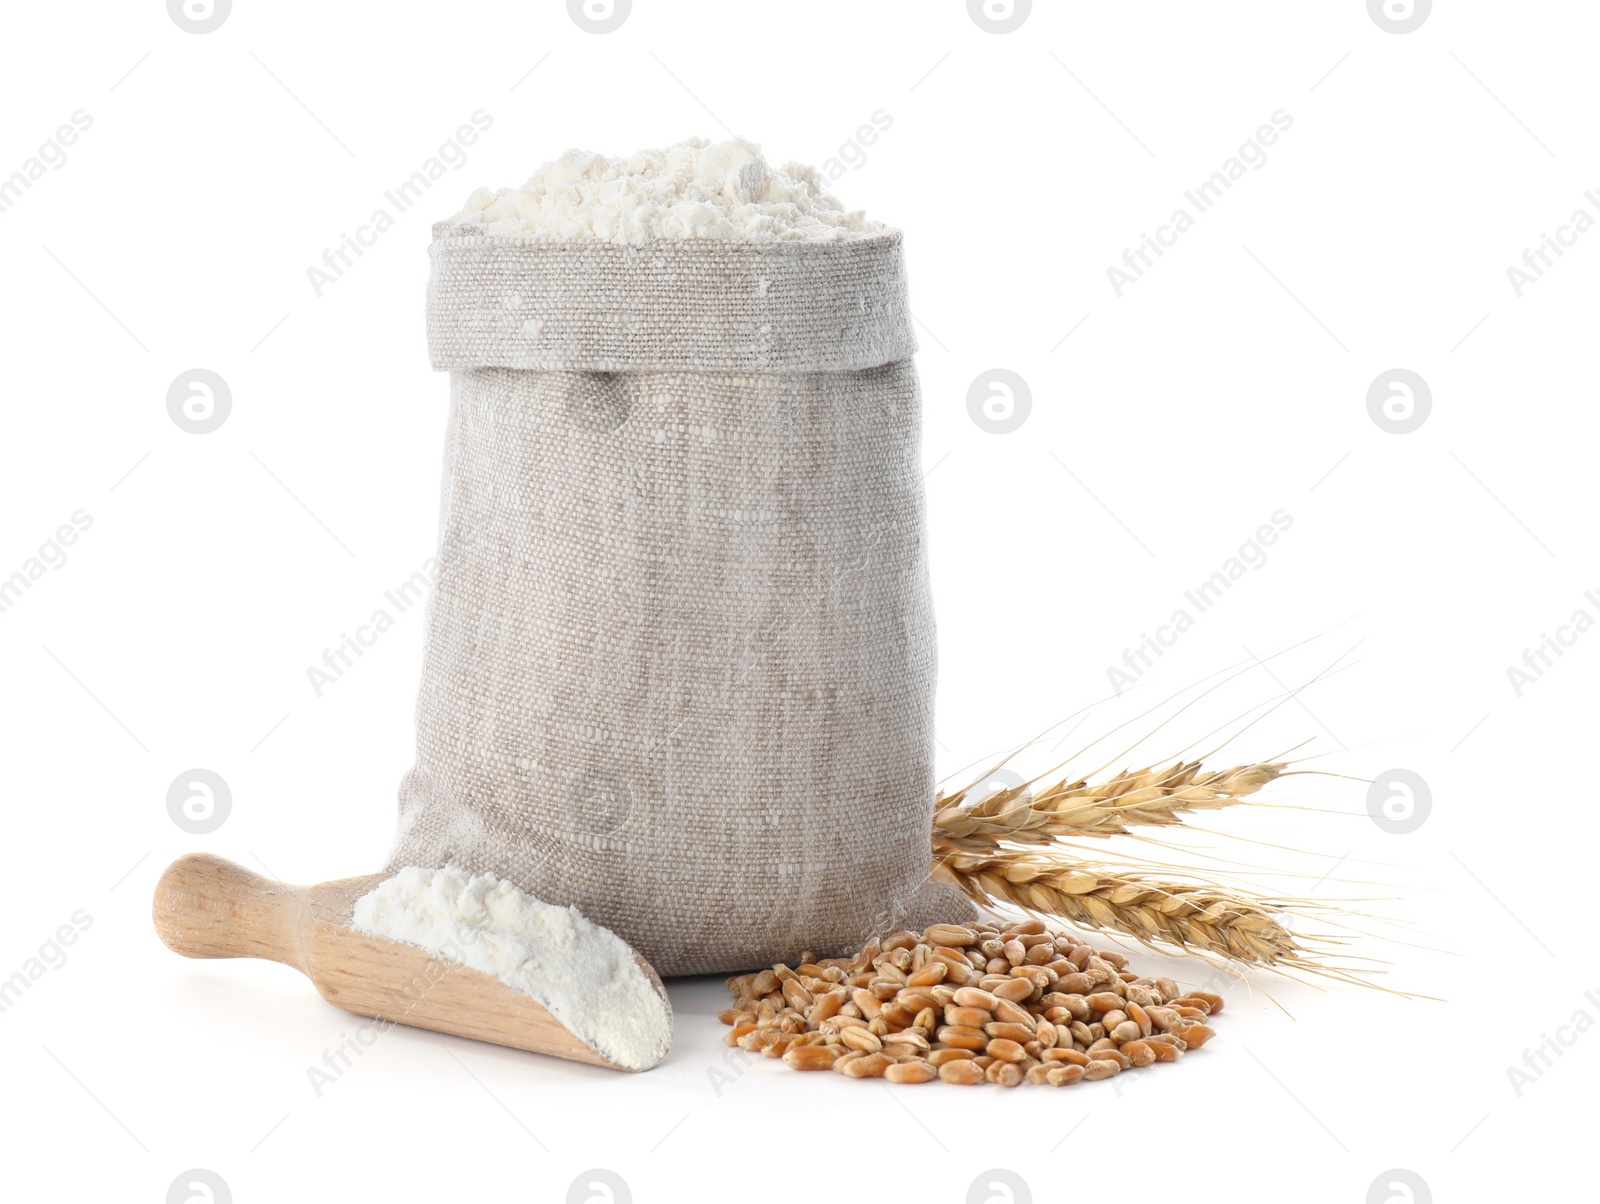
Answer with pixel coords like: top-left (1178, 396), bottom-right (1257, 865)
top-left (447, 137), bottom-right (882, 243)
top-left (351, 866), bottom-right (672, 1071)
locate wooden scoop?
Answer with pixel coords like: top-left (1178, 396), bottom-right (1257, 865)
top-left (152, 853), bottom-right (668, 1071)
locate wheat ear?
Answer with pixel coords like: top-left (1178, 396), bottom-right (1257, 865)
top-left (933, 759), bottom-right (1284, 852)
top-left (932, 851), bottom-right (1311, 968)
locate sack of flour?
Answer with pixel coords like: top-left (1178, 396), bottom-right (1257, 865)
top-left (386, 140), bottom-right (969, 976)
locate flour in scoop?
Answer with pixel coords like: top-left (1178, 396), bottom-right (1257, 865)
top-left (351, 866), bottom-right (672, 1071)
top-left (445, 136), bottom-right (883, 243)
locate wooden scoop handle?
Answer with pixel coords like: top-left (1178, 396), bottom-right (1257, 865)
top-left (152, 853), bottom-right (311, 971)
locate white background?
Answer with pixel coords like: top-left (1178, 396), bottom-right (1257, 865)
top-left (1, 1), bottom-right (1593, 1201)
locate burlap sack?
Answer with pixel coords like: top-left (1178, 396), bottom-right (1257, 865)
top-left (386, 225), bottom-right (970, 976)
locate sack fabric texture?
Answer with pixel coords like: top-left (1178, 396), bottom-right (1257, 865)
top-left (386, 225), bottom-right (970, 976)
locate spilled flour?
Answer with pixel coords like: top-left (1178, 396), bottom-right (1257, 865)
top-left (446, 136), bottom-right (883, 243)
top-left (351, 866), bottom-right (672, 1071)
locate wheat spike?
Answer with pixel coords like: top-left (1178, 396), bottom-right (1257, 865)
top-left (933, 851), bottom-right (1310, 968)
top-left (933, 760), bottom-right (1284, 853)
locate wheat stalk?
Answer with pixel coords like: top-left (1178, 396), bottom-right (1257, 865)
top-left (928, 756), bottom-right (1379, 980)
top-left (933, 759), bottom-right (1285, 852)
top-left (923, 640), bottom-right (1406, 982)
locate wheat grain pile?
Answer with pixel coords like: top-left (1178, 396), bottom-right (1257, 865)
top-left (720, 918), bottom-right (1220, 1086)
